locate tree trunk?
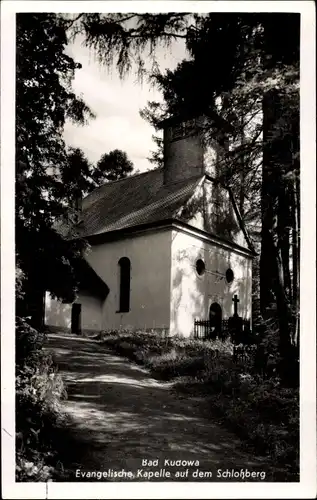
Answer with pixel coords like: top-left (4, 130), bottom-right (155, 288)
top-left (292, 107), bottom-right (300, 349)
top-left (260, 89), bottom-right (277, 316)
top-left (260, 89), bottom-right (293, 367)
top-left (291, 174), bottom-right (300, 347)
top-left (278, 186), bottom-right (292, 303)
top-left (239, 115), bottom-right (246, 217)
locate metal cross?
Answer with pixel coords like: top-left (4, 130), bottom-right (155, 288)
top-left (232, 294), bottom-right (240, 316)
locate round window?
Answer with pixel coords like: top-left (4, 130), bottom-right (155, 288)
top-left (196, 259), bottom-right (206, 276)
top-left (225, 268), bottom-right (234, 284)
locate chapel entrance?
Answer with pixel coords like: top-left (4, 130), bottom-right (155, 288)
top-left (209, 302), bottom-right (222, 339)
top-left (71, 303), bottom-right (82, 334)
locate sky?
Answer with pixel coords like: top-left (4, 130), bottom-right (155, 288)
top-left (63, 35), bottom-right (188, 173)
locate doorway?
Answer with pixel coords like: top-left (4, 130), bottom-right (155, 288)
top-left (71, 303), bottom-right (82, 334)
top-left (209, 302), bottom-right (222, 339)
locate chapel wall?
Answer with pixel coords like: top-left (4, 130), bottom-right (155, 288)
top-left (179, 179), bottom-right (250, 249)
top-left (44, 290), bottom-right (103, 333)
top-left (76, 291), bottom-right (103, 332)
top-left (85, 229), bottom-right (172, 332)
top-left (170, 229), bottom-right (252, 337)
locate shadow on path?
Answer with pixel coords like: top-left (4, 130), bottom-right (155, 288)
top-left (46, 333), bottom-right (285, 482)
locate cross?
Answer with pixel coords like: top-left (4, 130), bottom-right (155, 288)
top-left (232, 294), bottom-right (240, 316)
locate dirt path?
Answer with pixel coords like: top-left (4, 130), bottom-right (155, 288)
top-left (46, 333), bottom-right (280, 482)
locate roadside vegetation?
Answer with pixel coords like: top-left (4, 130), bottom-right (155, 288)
top-left (101, 329), bottom-right (299, 480)
top-left (15, 317), bottom-right (70, 481)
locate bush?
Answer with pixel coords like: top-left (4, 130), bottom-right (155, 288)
top-left (184, 354), bottom-right (299, 473)
top-left (16, 316), bottom-right (67, 481)
top-left (16, 317), bottom-right (46, 368)
top-left (148, 349), bottom-right (205, 380)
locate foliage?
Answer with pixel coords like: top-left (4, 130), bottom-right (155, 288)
top-left (101, 330), bottom-right (299, 477)
top-left (67, 13), bottom-right (192, 78)
top-left (16, 317), bottom-right (46, 367)
top-left (63, 147), bottom-right (97, 199)
top-left (63, 146), bottom-right (135, 202)
top-left (16, 13), bottom-right (94, 321)
top-left (94, 149), bottom-right (134, 183)
top-left (16, 264), bottom-right (25, 302)
top-left (138, 15), bottom-right (299, 231)
top-left (16, 317), bottom-right (67, 481)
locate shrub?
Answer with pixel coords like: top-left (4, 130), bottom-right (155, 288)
top-left (191, 355), bottom-right (299, 473)
top-left (15, 316), bottom-right (67, 481)
top-left (148, 350), bottom-right (205, 380)
top-left (16, 317), bottom-right (46, 368)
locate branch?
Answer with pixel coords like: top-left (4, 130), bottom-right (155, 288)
top-left (63, 13), bottom-right (84, 30)
top-left (116, 14), bottom-right (139, 24)
top-left (126, 30), bottom-right (188, 40)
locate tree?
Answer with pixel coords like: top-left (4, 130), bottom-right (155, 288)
top-left (139, 102), bottom-right (164, 168)
top-left (93, 149), bottom-right (134, 183)
top-left (63, 147), bottom-right (97, 197)
top-left (259, 15), bottom-right (300, 366)
top-left (67, 12), bottom-right (300, 373)
top-left (146, 135), bottom-right (164, 169)
top-left (139, 22), bottom-right (265, 234)
top-left (16, 13), bottom-right (94, 327)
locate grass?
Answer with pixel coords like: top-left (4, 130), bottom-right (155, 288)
top-left (101, 330), bottom-right (299, 479)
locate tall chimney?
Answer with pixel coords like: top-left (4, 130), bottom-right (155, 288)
top-left (159, 114), bottom-right (228, 185)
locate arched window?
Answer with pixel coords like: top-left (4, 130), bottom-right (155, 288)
top-left (118, 257), bottom-right (131, 312)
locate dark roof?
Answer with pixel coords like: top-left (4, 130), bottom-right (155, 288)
top-left (76, 258), bottom-right (109, 298)
top-left (57, 168), bottom-right (254, 254)
top-left (72, 168), bottom-right (203, 239)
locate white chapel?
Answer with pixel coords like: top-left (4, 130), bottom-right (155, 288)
top-left (45, 114), bottom-right (255, 337)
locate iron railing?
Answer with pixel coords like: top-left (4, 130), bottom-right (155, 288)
top-left (193, 318), bottom-right (251, 342)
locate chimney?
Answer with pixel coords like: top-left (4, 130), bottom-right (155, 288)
top-left (159, 113), bottom-right (230, 185)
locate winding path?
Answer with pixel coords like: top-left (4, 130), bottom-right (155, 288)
top-left (46, 333), bottom-right (282, 482)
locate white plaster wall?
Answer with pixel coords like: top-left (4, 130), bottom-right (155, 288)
top-left (170, 229), bottom-right (253, 337)
top-left (182, 179), bottom-right (249, 249)
top-left (85, 229), bottom-right (172, 331)
top-left (44, 291), bottom-right (102, 332)
top-left (77, 291), bottom-right (102, 331)
top-left (203, 141), bottom-right (220, 178)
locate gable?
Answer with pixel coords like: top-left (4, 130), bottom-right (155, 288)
top-left (176, 176), bottom-right (253, 253)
